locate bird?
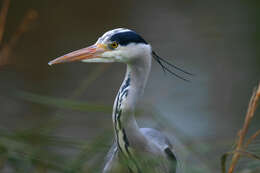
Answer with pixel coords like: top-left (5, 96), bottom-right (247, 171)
top-left (48, 28), bottom-right (192, 173)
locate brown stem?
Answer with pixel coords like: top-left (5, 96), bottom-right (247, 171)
top-left (0, 9), bottom-right (38, 66)
top-left (228, 83), bottom-right (260, 173)
top-left (244, 129), bottom-right (260, 148)
top-left (0, 0), bottom-right (10, 45)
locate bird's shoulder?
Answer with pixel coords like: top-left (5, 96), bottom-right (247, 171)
top-left (140, 128), bottom-right (173, 149)
top-left (141, 128), bottom-right (177, 157)
top-left (140, 128), bottom-right (177, 172)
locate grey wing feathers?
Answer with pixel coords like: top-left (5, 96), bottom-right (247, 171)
top-left (103, 128), bottom-right (178, 173)
top-left (140, 128), bottom-right (173, 151)
top-left (140, 128), bottom-right (177, 173)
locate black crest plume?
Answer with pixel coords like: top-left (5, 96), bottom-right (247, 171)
top-left (152, 51), bottom-right (193, 82)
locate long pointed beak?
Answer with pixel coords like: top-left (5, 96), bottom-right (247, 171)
top-left (48, 44), bottom-right (107, 66)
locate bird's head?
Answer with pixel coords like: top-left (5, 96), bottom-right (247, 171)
top-left (48, 28), bottom-right (151, 65)
top-left (48, 28), bottom-right (192, 81)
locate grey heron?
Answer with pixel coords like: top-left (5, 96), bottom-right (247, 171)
top-left (48, 28), bottom-right (191, 173)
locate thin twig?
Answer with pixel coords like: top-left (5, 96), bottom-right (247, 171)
top-left (235, 150), bottom-right (260, 160)
top-left (244, 129), bottom-right (260, 148)
top-left (0, 0), bottom-right (10, 45)
top-left (227, 83), bottom-right (260, 173)
top-left (0, 9), bottom-right (38, 66)
top-left (222, 149), bottom-right (260, 173)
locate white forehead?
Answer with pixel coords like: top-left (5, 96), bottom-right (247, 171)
top-left (96, 28), bottom-right (131, 44)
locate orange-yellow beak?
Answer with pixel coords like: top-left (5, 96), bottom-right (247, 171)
top-left (48, 44), bottom-right (108, 66)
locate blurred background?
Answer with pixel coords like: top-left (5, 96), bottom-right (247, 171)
top-left (0, 0), bottom-right (258, 172)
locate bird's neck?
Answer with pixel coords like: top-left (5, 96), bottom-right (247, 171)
top-left (112, 55), bottom-right (151, 156)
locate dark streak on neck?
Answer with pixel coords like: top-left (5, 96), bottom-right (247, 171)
top-left (114, 73), bottom-right (131, 152)
top-left (113, 73), bottom-right (142, 172)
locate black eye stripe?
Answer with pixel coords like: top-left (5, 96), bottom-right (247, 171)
top-left (110, 31), bottom-right (147, 46)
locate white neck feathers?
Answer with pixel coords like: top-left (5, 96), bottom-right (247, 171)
top-left (112, 48), bottom-right (152, 157)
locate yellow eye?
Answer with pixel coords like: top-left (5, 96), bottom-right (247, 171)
top-left (110, 42), bottom-right (119, 49)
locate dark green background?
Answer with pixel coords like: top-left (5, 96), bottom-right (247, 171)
top-left (0, 0), bottom-right (258, 172)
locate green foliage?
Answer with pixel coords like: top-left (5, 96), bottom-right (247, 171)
top-left (0, 89), bottom-right (113, 172)
top-left (15, 90), bottom-right (111, 113)
top-left (0, 124), bottom-right (112, 173)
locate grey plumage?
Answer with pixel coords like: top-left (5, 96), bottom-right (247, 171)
top-left (103, 128), bottom-right (177, 173)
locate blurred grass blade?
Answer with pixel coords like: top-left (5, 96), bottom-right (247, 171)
top-left (15, 90), bottom-right (111, 113)
top-left (65, 133), bottom-right (112, 173)
top-left (221, 152), bottom-right (231, 173)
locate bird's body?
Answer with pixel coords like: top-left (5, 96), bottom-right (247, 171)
top-left (48, 28), bottom-right (189, 173)
top-left (102, 44), bottom-right (177, 172)
top-left (104, 128), bottom-right (177, 173)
